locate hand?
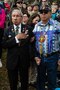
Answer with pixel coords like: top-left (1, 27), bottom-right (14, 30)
top-left (34, 57), bottom-right (41, 65)
top-left (58, 60), bottom-right (60, 66)
top-left (16, 33), bottom-right (29, 40)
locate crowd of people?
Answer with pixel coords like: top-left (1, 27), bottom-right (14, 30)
top-left (0, 0), bottom-right (60, 90)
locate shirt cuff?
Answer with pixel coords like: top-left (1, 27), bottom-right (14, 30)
top-left (15, 37), bottom-right (20, 43)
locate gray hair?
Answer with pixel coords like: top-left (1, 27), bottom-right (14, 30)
top-left (11, 8), bottom-right (23, 17)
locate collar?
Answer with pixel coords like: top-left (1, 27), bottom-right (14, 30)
top-left (14, 24), bottom-right (21, 30)
top-left (37, 19), bottom-right (54, 26)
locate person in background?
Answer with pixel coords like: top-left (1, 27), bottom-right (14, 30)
top-left (57, 4), bottom-right (60, 22)
top-left (51, 1), bottom-right (59, 21)
top-left (0, 0), bottom-right (5, 9)
top-left (27, 5), bottom-right (32, 16)
top-left (58, 4), bottom-right (60, 12)
top-left (22, 12), bottom-right (30, 25)
top-left (16, 0), bottom-right (23, 13)
top-left (0, 3), bottom-right (6, 68)
top-left (56, 4), bottom-right (60, 22)
top-left (39, 0), bottom-right (50, 12)
top-left (3, 0), bottom-right (10, 14)
top-left (22, 2), bottom-right (27, 14)
top-left (28, 13), bottom-right (40, 29)
top-left (3, 0), bottom-right (10, 27)
top-left (33, 4), bottom-right (60, 90)
top-left (28, 13), bottom-right (40, 86)
top-left (32, 4), bottom-right (40, 15)
top-left (32, 0), bottom-right (39, 6)
top-left (2, 8), bottom-right (34, 90)
top-left (41, 0), bottom-right (48, 6)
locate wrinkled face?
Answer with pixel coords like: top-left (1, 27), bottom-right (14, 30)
top-left (12, 10), bottom-right (22, 25)
top-left (40, 9), bottom-right (51, 23)
top-left (32, 16), bottom-right (40, 24)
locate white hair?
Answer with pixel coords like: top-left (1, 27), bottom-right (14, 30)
top-left (11, 8), bottom-right (23, 17)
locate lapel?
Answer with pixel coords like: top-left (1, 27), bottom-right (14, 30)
top-left (10, 24), bottom-right (25, 35)
top-left (9, 25), bottom-right (15, 36)
top-left (21, 23), bottom-right (24, 33)
top-left (21, 23), bottom-right (27, 33)
top-left (10, 24), bottom-right (28, 35)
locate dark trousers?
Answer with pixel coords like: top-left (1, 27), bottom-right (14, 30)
top-left (0, 28), bottom-right (4, 58)
top-left (7, 57), bottom-right (29, 90)
top-left (37, 54), bottom-right (58, 90)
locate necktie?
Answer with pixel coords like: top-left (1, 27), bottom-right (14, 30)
top-left (15, 26), bottom-right (19, 35)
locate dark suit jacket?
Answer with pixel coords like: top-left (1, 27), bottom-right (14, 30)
top-left (2, 23), bottom-right (34, 70)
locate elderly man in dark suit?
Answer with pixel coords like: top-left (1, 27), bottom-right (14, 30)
top-left (2, 8), bottom-right (34, 90)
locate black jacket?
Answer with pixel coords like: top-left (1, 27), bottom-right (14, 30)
top-left (2, 23), bottom-right (34, 70)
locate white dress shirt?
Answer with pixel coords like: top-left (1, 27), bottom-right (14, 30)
top-left (14, 24), bottom-right (21, 33)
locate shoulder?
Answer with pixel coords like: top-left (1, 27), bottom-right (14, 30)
top-left (4, 25), bottom-right (13, 33)
top-left (50, 19), bottom-right (60, 30)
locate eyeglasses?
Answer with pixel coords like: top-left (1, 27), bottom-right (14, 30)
top-left (40, 10), bottom-right (49, 14)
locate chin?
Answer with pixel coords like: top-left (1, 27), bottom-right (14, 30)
top-left (14, 23), bottom-right (18, 25)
